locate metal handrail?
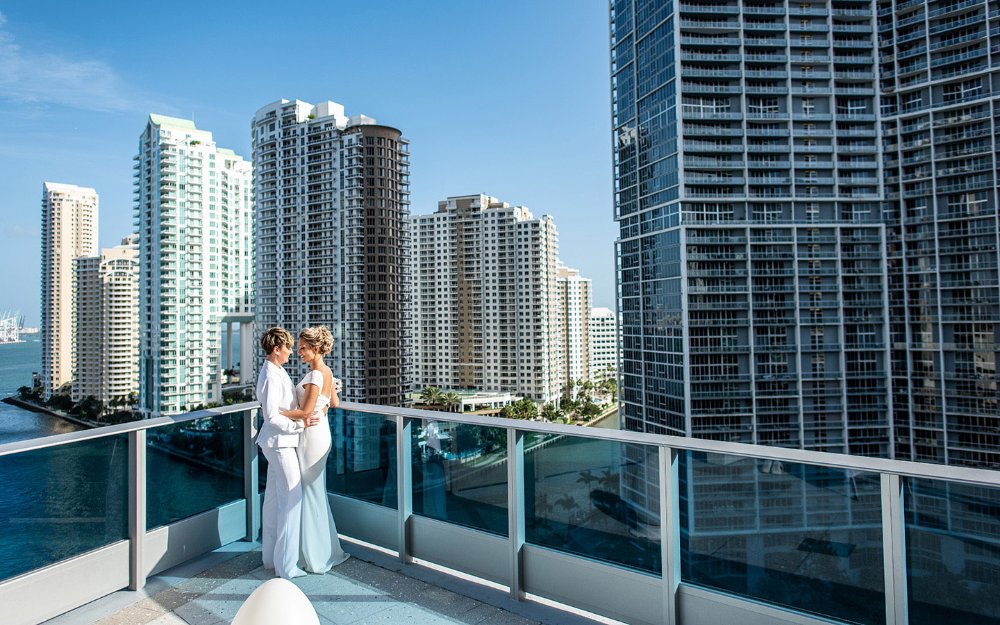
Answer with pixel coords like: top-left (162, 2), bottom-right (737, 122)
top-left (0, 401), bottom-right (259, 457)
top-left (335, 401), bottom-right (1000, 488)
top-left (3, 397), bottom-right (998, 488)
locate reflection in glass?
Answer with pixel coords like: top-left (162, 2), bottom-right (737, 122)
top-left (411, 420), bottom-right (508, 536)
top-left (147, 412), bottom-right (244, 529)
top-left (327, 409), bottom-right (397, 508)
top-left (681, 452), bottom-right (885, 625)
top-left (0, 435), bottom-right (128, 581)
top-left (525, 434), bottom-right (660, 573)
top-left (906, 479), bottom-right (1000, 625)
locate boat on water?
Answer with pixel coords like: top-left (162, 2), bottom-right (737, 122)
top-left (0, 312), bottom-right (24, 344)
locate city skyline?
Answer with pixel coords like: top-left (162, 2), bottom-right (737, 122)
top-left (0, 2), bottom-right (615, 325)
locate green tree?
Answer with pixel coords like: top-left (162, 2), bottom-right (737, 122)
top-left (540, 402), bottom-right (559, 421)
top-left (580, 399), bottom-right (602, 418)
top-left (504, 398), bottom-right (538, 420)
top-left (601, 378), bottom-right (618, 402)
top-left (442, 391), bottom-right (461, 413)
top-left (419, 386), bottom-right (443, 407)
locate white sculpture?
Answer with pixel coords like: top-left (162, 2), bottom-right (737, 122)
top-left (231, 578), bottom-right (320, 625)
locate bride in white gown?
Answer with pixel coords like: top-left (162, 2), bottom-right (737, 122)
top-left (279, 325), bottom-right (349, 573)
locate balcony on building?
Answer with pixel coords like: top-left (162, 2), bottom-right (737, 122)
top-left (2, 399), bottom-right (999, 625)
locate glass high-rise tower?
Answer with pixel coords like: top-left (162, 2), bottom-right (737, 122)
top-left (612, 0), bottom-right (889, 457)
top-left (878, 0), bottom-right (1000, 468)
top-left (612, 0), bottom-right (1000, 469)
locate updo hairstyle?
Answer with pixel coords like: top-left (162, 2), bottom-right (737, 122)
top-left (299, 325), bottom-right (334, 355)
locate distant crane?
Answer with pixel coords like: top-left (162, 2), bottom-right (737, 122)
top-left (0, 311), bottom-right (23, 343)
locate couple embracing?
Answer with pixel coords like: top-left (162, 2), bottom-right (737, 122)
top-left (256, 326), bottom-right (350, 579)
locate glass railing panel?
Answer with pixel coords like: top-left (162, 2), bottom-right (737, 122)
top-left (680, 452), bottom-right (885, 625)
top-left (525, 434), bottom-right (661, 574)
top-left (906, 478), bottom-right (1000, 625)
top-left (328, 408), bottom-right (397, 508)
top-left (146, 412), bottom-right (244, 529)
top-left (0, 434), bottom-right (128, 582)
top-left (411, 420), bottom-right (508, 536)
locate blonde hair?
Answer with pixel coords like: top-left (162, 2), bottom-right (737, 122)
top-left (299, 325), bottom-right (334, 355)
top-left (260, 327), bottom-right (294, 355)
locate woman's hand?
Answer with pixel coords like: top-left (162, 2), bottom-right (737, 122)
top-left (304, 415), bottom-right (320, 427)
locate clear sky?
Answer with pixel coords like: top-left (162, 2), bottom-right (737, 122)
top-left (0, 1), bottom-right (614, 326)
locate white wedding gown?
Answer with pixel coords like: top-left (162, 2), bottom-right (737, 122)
top-left (295, 370), bottom-right (349, 573)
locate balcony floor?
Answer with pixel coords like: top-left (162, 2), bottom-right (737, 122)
top-left (45, 541), bottom-right (605, 625)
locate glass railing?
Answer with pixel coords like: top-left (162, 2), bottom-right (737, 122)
top-left (146, 410), bottom-right (245, 529)
top-left (0, 434), bottom-right (128, 582)
top-left (525, 434), bottom-right (660, 573)
top-left (321, 403), bottom-right (1000, 625)
top-left (3, 401), bottom-right (1000, 625)
top-left (681, 452), bottom-right (886, 625)
top-left (0, 403), bottom-right (256, 597)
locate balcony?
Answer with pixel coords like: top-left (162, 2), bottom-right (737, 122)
top-left (2, 402), bottom-right (999, 625)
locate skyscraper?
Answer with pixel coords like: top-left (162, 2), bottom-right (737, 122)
top-left (252, 99), bottom-right (411, 406)
top-left (40, 182), bottom-right (98, 399)
top-left (589, 307), bottom-right (619, 383)
top-left (135, 115), bottom-right (253, 417)
top-left (73, 236), bottom-right (139, 406)
top-left (409, 194), bottom-right (563, 403)
top-left (72, 254), bottom-right (101, 403)
top-left (557, 265), bottom-right (592, 391)
top-left (611, 1), bottom-right (890, 456)
top-left (878, 1), bottom-right (1000, 469)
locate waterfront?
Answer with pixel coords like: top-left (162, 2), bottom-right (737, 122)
top-left (0, 336), bottom-right (242, 582)
top-left (0, 337), bottom-right (82, 444)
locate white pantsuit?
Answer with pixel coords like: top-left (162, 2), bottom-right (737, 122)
top-left (257, 360), bottom-right (306, 579)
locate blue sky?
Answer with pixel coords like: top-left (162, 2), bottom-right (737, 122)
top-left (0, 1), bottom-right (614, 326)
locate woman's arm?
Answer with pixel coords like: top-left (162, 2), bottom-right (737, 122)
top-left (280, 382), bottom-right (319, 419)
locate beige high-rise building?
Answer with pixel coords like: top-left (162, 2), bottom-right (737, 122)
top-left (589, 307), bottom-right (618, 383)
top-left (557, 265), bottom-right (592, 391)
top-left (41, 182), bottom-right (98, 398)
top-left (73, 236), bottom-right (139, 406)
top-left (410, 194), bottom-right (562, 403)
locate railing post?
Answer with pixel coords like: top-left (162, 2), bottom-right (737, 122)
top-left (659, 446), bottom-right (681, 625)
top-left (881, 473), bottom-right (909, 625)
top-left (243, 408), bottom-right (260, 542)
top-left (396, 415), bottom-right (413, 564)
top-left (128, 429), bottom-right (147, 591)
top-left (507, 428), bottom-right (525, 600)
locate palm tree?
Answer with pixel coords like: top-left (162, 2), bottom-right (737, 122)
top-left (442, 391), bottom-right (461, 413)
top-left (564, 378), bottom-right (576, 399)
top-left (577, 470), bottom-right (599, 512)
top-left (599, 469), bottom-right (620, 494)
top-left (501, 398), bottom-right (537, 420)
top-left (601, 378), bottom-right (618, 402)
top-left (420, 386), bottom-right (443, 407)
top-left (554, 494), bottom-right (579, 538)
top-left (514, 398), bottom-right (538, 420)
top-left (540, 402), bottom-right (559, 421)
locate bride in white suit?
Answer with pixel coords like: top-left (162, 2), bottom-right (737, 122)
top-left (280, 325), bottom-right (350, 573)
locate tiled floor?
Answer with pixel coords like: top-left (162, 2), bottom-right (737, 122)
top-left (47, 542), bottom-right (607, 625)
